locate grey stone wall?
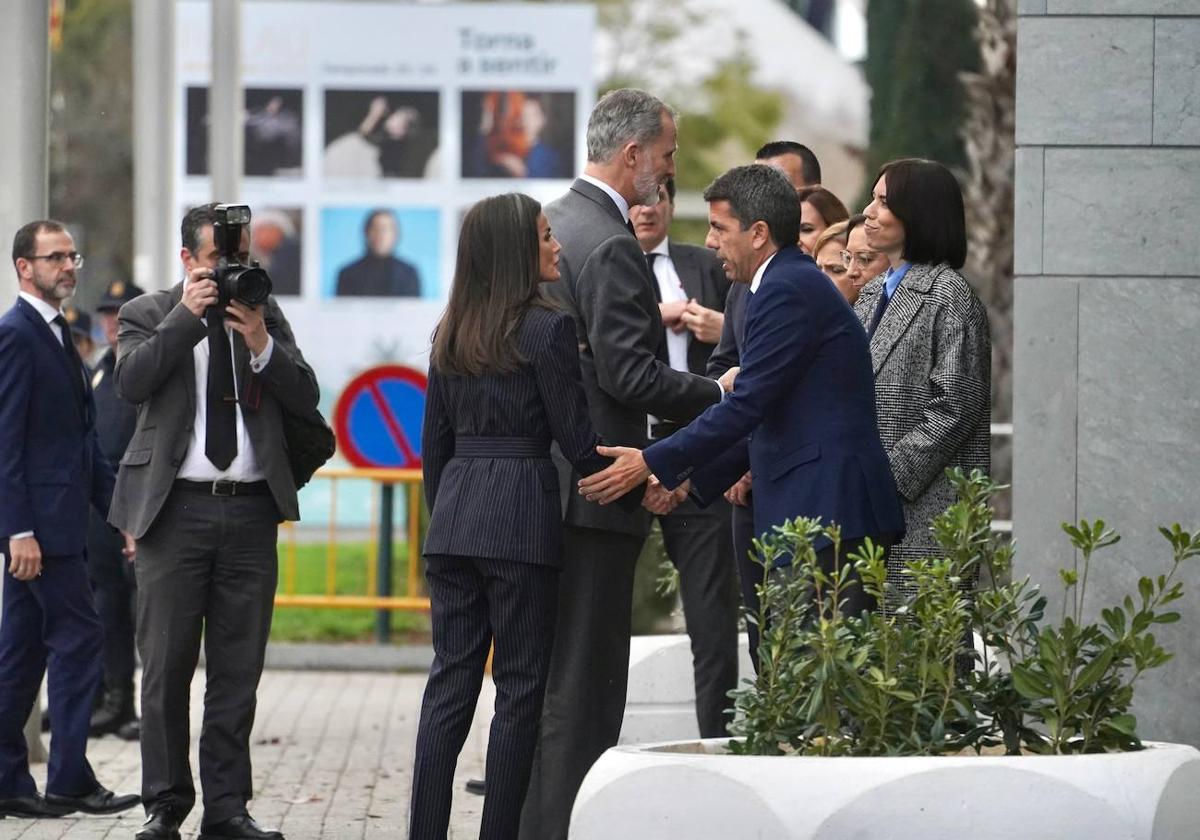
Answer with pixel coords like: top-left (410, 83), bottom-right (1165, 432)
top-left (1014, 2), bottom-right (1200, 745)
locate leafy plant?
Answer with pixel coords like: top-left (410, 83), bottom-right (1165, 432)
top-left (729, 469), bottom-right (1200, 757)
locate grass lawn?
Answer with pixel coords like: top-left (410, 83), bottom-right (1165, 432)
top-left (271, 541), bottom-right (431, 643)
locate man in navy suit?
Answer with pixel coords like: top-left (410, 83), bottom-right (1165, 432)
top-left (0, 220), bottom-right (139, 820)
top-left (580, 164), bottom-right (905, 613)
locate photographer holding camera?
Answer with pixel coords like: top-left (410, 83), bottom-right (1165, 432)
top-left (108, 204), bottom-right (320, 840)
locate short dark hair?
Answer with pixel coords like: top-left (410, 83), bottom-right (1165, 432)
top-left (796, 186), bottom-right (849, 227)
top-left (845, 213), bottom-right (868, 239)
top-left (364, 208), bottom-right (397, 236)
top-left (12, 220), bottom-right (67, 267)
top-left (181, 203), bottom-right (220, 254)
top-left (703, 164), bottom-right (800, 248)
top-left (876, 158), bottom-right (967, 269)
top-left (755, 140), bottom-right (821, 186)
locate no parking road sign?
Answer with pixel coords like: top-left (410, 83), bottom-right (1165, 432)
top-left (334, 365), bottom-right (428, 469)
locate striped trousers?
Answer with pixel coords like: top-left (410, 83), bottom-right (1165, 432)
top-left (409, 554), bottom-right (559, 840)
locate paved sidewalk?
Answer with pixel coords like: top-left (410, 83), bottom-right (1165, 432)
top-left (10, 670), bottom-right (493, 839)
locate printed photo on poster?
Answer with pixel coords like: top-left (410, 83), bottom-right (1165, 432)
top-left (251, 207), bottom-right (303, 297)
top-left (324, 90), bottom-right (440, 179)
top-left (461, 91), bottom-right (575, 179)
top-left (321, 207), bottom-right (440, 299)
top-left (186, 86), bottom-right (304, 177)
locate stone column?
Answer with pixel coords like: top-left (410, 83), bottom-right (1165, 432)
top-left (1014, 1), bottom-right (1200, 745)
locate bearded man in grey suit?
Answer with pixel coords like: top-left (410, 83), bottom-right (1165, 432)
top-left (108, 204), bottom-right (319, 840)
top-left (520, 89), bottom-right (733, 840)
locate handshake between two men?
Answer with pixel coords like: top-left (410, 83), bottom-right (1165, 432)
top-left (579, 365), bottom-right (740, 516)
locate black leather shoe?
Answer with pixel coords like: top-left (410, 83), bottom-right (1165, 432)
top-left (0, 792), bottom-right (75, 818)
top-left (136, 807), bottom-right (182, 840)
top-left (199, 813), bottom-right (284, 840)
top-left (90, 685), bottom-right (137, 737)
top-left (45, 784), bottom-right (140, 815)
top-left (117, 718), bottom-right (142, 741)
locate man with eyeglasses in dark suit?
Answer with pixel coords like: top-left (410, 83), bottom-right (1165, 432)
top-left (0, 220), bottom-right (139, 821)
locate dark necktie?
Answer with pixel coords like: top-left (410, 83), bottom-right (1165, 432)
top-left (205, 310), bottom-right (238, 470)
top-left (644, 252), bottom-right (662, 303)
top-left (52, 315), bottom-right (86, 405)
top-left (868, 283), bottom-right (893, 338)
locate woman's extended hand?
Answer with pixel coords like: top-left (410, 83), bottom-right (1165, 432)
top-left (578, 445), bottom-right (651, 504)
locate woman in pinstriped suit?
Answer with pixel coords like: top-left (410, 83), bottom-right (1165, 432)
top-left (408, 193), bottom-right (639, 840)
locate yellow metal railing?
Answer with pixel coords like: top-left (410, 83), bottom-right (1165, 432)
top-left (277, 468), bottom-right (431, 633)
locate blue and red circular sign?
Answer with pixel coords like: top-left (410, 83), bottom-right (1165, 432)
top-left (334, 365), bottom-right (428, 469)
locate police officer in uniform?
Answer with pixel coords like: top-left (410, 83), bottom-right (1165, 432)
top-left (86, 280), bottom-right (145, 740)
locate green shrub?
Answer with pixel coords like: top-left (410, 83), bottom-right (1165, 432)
top-left (729, 469), bottom-right (1200, 756)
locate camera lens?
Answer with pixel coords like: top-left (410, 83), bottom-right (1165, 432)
top-left (229, 265), bottom-right (273, 306)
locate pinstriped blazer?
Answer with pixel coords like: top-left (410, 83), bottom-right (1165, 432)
top-left (421, 306), bottom-right (610, 567)
top-left (854, 262), bottom-right (991, 601)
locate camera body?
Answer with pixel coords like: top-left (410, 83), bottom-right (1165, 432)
top-left (212, 204), bottom-right (273, 307)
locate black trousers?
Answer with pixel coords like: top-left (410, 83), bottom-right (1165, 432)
top-left (730, 500), bottom-right (762, 673)
top-left (657, 496), bottom-right (739, 737)
top-left (87, 510), bottom-right (137, 689)
top-left (410, 555), bottom-right (559, 840)
top-left (519, 525), bottom-right (645, 840)
top-left (134, 489), bottom-right (279, 825)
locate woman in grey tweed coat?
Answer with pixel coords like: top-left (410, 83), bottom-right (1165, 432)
top-left (853, 159), bottom-right (991, 609)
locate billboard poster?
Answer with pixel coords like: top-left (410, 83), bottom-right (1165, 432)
top-left (174, 0), bottom-right (596, 403)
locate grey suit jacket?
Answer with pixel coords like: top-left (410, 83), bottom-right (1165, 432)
top-left (854, 262), bottom-right (991, 601)
top-left (542, 178), bottom-right (723, 537)
top-left (106, 283), bottom-right (320, 538)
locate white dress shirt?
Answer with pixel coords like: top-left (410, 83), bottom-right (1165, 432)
top-left (749, 252), bottom-right (778, 295)
top-left (12, 292), bottom-right (73, 541)
top-left (647, 238), bottom-right (690, 374)
top-left (176, 279), bottom-right (274, 481)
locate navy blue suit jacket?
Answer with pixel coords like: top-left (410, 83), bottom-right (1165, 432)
top-left (0, 297), bottom-right (115, 556)
top-left (422, 307), bottom-right (618, 568)
top-left (644, 247), bottom-right (905, 554)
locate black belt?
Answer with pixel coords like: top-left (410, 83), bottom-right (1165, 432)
top-left (455, 436), bottom-right (551, 458)
top-left (649, 421), bottom-right (682, 440)
top-left (174, 479), bottom-right (271, 497)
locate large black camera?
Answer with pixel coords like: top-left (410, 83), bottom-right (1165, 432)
top-left (212, 204), bottom-right (272, 307)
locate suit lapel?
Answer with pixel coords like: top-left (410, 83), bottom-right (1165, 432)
top-left (168, 283), bottom-right (198, 417)
top-left (867, 263), bottom-right (939, 375)
top-left (15, 298), bottom-right (86, 418)
top-left (569, 178), bottom-right (628, 229)
top-left (668, 243), bottom-right (701, 300)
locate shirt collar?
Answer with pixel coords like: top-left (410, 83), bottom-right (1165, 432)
top-left (18, 290), bottom-right (62, 325)
top-left (883, 261), bottom-right (911, 298)
top-left (749, 251), bottom-right (778, 294)
top-left (647, 237), bottom-right (671, 258)
top-left (579, 173), bottom-right (631, 224)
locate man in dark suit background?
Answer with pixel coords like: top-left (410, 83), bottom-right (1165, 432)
top-left (0, 220), bottom-right (139, 820)
top-left (334, 209), bottom-right (421, 297)
top-left (581, 163), bottom-right (905, 623)
top-left (519, 89), bottom-right (734, 840)
top-left (706, 141), bottom-right (823, 670)
top-left (86, 280), bottom-right (146, 741)
top-left (109, 204), bottom-right (320, 840)
top-left (629, 177), bottom-right (738, 738)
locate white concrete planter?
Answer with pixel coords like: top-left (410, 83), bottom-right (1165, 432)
top-left (571, 738), bottom-right (1200, 839)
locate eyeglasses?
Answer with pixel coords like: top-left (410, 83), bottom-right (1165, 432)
top-left (28, 251), bottom-right (85, 269)
top-left (840, 250), bottom-right (880, 270)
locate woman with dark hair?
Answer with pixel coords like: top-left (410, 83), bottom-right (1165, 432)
top-left (409, 193), bottom-right (637, 839)
top-left (854, 158), bottom-right (991, 611)
top-left (796, 185), bottom-right (849, 255)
